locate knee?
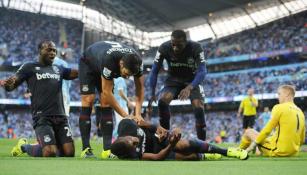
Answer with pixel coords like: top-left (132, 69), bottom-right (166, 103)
top-left (192, 100), bottom-right (204, 109)
top-left (81, 95), bottom-right (95, 107)
top-left (158, 99), bottom-right (169, 108)
top-left (42, 146), bottom-right (57, 157)
top-left (63, 149), bottom-right (75, 157)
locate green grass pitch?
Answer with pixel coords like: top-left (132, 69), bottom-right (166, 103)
top-left (1, 138), bottom-right (307, 175)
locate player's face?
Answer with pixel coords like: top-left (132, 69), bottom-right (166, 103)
top-left (125, 136), bottom-right (140, 148)
top-left (247, 88), bottom-right (254, 96)
top-left (277, 88), bottom-right (288, 103)
top-left (119, 60), bottom-right (133, 78)
top-left (171, 37), bottom-right (187, 55)
top-left (40, 42), bottom-right (57, 65)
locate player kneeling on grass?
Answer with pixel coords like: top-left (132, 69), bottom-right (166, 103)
top-left (111, 119), bottom-right (248, 161)
top-left (239, 85), bottom-right (305, 157)
top-left (0, 40), bottom-right (78, 157)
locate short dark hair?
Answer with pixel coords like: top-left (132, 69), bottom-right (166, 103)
top-left (171, 30), bottom-right (187, 40)
top-left (122, 53), bottom-right (142, 75)
top-left (38, 40), bottom-right (54, 51)
top-left (111, 137), bottom-right (137, 159)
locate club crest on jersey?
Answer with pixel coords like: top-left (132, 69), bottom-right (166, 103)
top-left (103, 67), bottom-right (112, 78)
top-left (52, 66), bottom-right (60, 74)
top-left (82, 85), bottom-right (89, 92)
top-left (44, 135), bottom-right (51, 143)
top-left (187, 58), bottom-right (195, 65)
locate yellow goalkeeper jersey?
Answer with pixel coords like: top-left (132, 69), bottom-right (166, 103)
top-left (256, 102), bottom-right (305, 156)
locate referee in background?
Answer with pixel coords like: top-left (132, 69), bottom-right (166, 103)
top-left (237, 88), bottom-right (258, 133)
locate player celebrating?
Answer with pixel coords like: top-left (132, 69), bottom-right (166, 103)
top-left (111, 119), bottom-right (248, 161)
top-left (239, 85), bottom-right (305, 157)
top-left (1, 40), bottom-right (78, 157)
top-left (148, 30), bottom-right (207, 140)
top-left (78, 41), bottom-right (144, 158)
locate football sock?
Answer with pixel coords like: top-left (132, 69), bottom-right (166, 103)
top-left (79, 107), bottom-right (92, 150)
top-left (194, 107), bottom-right (206, 140)
top-left (188, 140), bottom-right (227, 156)
top-left (101, 107), bottom-right (113, 150)
top-left (21, 144), bottom-right (43, 157)
top-left (239, 136), bottom-right (251, 149)
top-left (158, 100), bottom-right (171, 129)
top-left (95, 106), bottom-right (103, 137)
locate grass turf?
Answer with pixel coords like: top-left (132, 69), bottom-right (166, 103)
top-left (0, 138), bottom-right (307, 175)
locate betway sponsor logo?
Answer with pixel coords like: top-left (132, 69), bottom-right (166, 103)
top-left (36, 73), bottom-right (60, 81)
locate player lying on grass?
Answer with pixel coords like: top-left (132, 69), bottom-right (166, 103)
top-left (111, 119), bottom-right (249, 160)
top-left (239, 85), bottom-right (305, 157)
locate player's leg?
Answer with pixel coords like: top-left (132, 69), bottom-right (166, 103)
top-left (34, 117), bottom-right (58, 157)
top-left (11, 138), bottom-right (43, 157)
top-left (79, 58), bottom-right (96, 157)
top-left (174, 139), bottom-right (248, 160)
top-left (158, 86), bottom-right (177, 129)
top-left (55, 117), bottom-right (75, 157)
top-left (99, 95), bottom-right (114, 158)
top-left (190, 85), bottom-right (206, 140)
top-left (239, 128), bottom-right (259, 149)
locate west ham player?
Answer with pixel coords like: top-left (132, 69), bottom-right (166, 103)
top-left (239, 85), bottom-right (305, 157)
top-left (111, 119), bottom-right (248, 161)
top-left (0, 40), bottom-right (78, 157)
top-left (78, 41), bottom-right (144, 158)
top-left (148, 30), bottom-right (207, 140)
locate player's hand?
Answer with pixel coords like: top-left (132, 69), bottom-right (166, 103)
top-left (178, 85), bottom-right (193, 100)
top-left (0, 80), bottom-right (5, 86)
top-left (127, 100), bottom-right (135, 110)
top-left (246, 141), bottom-right (257, 153)
top-left (3, 76), bottom-right (17, 88)
top-left (132, 115), bottom-right (144, 124)
top-left (156, 125), bottom-right (168, 142)
top-left (147, 95), bottom-right (157, 115)
top-left (169, 128), bottom-right (181, 147)
top-left (237, 112), bottom-right (241, 118)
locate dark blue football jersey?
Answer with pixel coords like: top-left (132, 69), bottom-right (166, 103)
top-left (154, 40), bottom-right (206, 85)
top-left (84, 41), bottom-right (143, 80)
top-left (15, 62), bottom-right (71, 117)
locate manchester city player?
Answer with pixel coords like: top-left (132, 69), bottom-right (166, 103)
top-left (148, 30), bottom-right (207, 140)
top-left (1, 40), bottom-right (78, 157)
top-left (78, 41), bottom-right (144, 158)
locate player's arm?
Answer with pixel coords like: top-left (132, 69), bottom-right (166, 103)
top-left (1, 63), bottom-right (30, 91)
top-left (62, 67), bottom-right (78, 80)
top-left (255, 106), bottom-right (281, 144)
top-left (141, 128), bottom-right (181, 161)
top-left (101, 77), bottom-right (129, 118)
top-left (300, 112), bottom-right (305, 145)
top-left (134, 74), bottom-right (144, 120)
top-left (148, 49), bottom-right (164, 101)
top-left (237, 101), bottom-right (243, 117)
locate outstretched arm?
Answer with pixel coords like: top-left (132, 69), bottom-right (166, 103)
top-left (134, 75), bottom-right (145, 120)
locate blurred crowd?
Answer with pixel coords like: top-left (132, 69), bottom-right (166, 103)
top-left (0, 9), bottom-right (82, 65)
top-left (202, 11), bottom-right (306, 58)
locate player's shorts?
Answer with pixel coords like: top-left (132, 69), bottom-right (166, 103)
top-left (79, 56), bottom-right (102, 95)
top-left (243, 115), bottom-right (256, 129)
top-left (33, 115), bottom-right (73, 148)
top-left (160, 85), bottom-right (205, 101)
top-left (257, 137), bottom-right (277, 157)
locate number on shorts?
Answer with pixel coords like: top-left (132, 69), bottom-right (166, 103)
top-left (64, 126), bottom-right (72, 137)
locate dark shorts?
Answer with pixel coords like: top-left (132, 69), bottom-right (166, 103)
top-left (159, 85), bottom-right (205, 101)
top-left (243, 115), bottom-right (256, 129)
top-left (79, 57), bottom-right (102, 95)
top-left (33, 115), bottom-right (73, 147)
